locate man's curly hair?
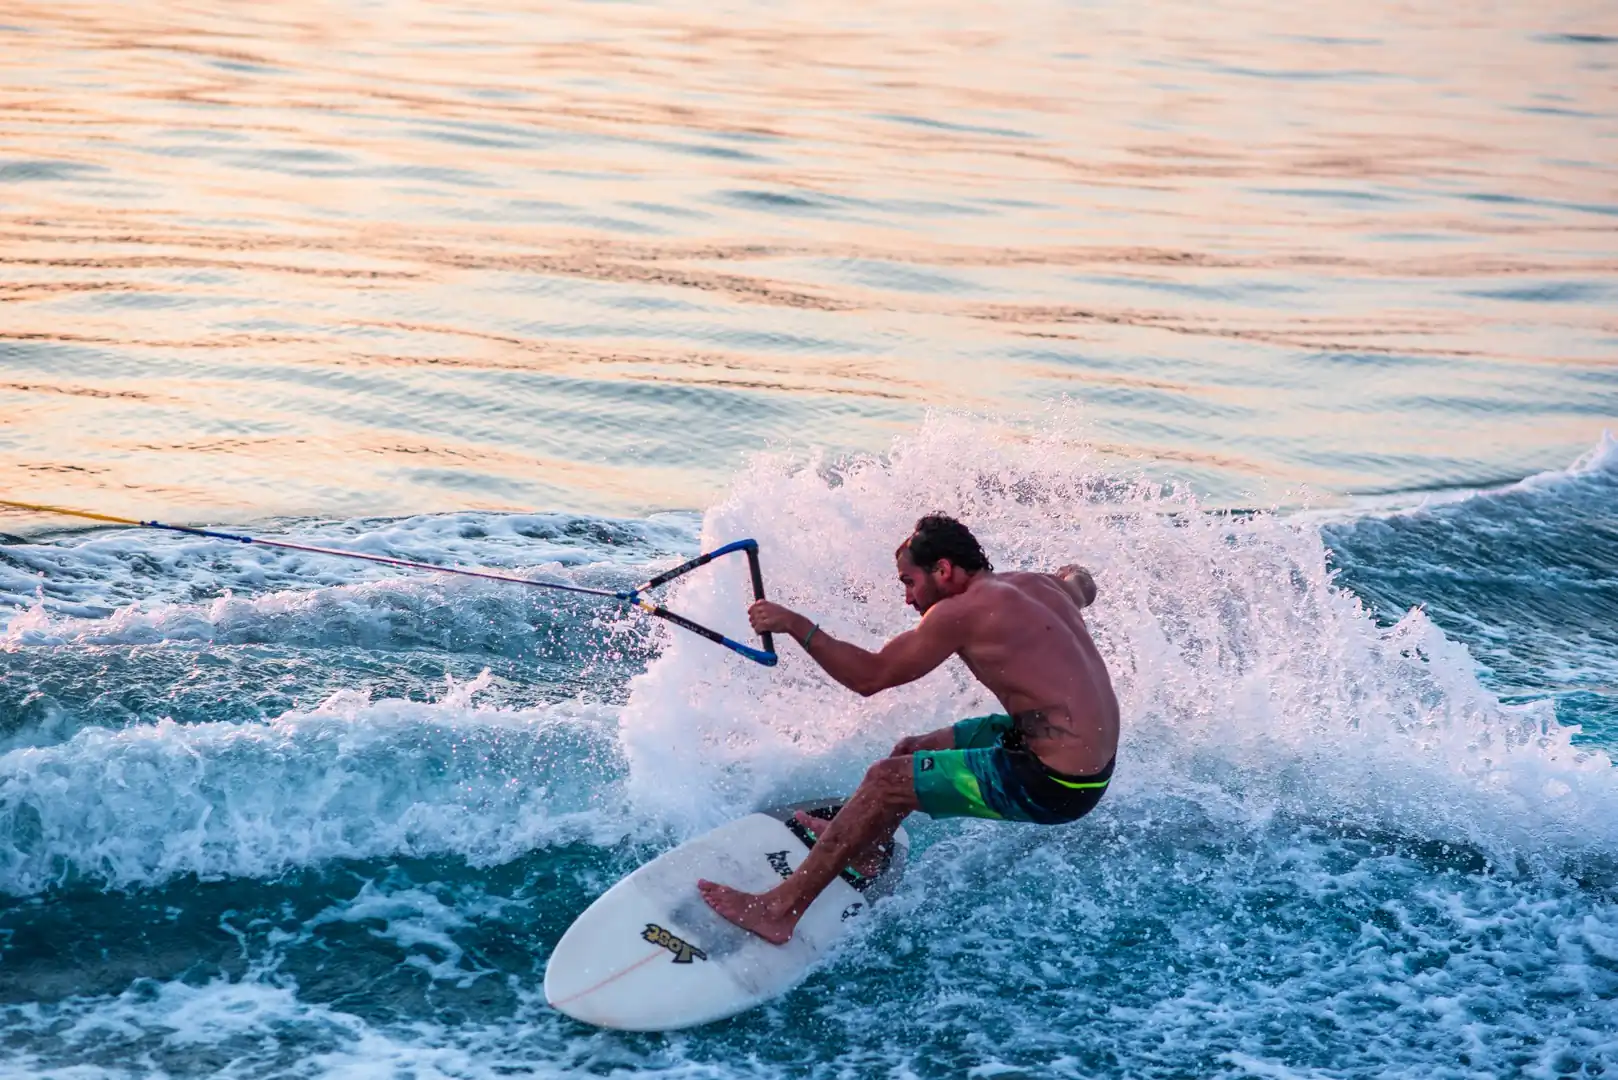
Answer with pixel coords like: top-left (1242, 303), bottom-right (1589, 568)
top-left (896, 514), bottom-right (993, 573)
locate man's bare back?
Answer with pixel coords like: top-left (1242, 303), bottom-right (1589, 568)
top-left (943, 569), bottom-right (1119, 776)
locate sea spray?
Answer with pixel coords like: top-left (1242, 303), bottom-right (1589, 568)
top-left (0, 421), bottom-right (1613, 1077)
top-left (618, 414), bottom-right (1615, 865)
top-left (0, 692), bottom-right (629, 896)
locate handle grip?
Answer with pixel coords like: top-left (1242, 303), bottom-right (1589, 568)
top-left (743, 540), bottom-right (773, 659)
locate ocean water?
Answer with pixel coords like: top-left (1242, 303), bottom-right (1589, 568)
top-left (3, 0), bottom-right (1617, 1077)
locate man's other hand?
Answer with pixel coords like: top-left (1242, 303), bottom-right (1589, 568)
top-left (890, 734), bottom-right (927, 756)
top-left (1056, 564), bottom-right (1097, 607)
top-left (890, 728), bottom-right (955, 757)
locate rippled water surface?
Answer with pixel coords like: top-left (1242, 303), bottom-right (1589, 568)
top-left (2, 1), bottom-right (1617, 1078)
top-left (3, 0), bottom-right (1615, 515)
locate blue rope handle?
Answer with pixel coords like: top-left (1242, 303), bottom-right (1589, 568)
top-left (624, 539), bottom-right (778, 667)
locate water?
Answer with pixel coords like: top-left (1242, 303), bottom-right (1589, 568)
top-left (2, 0), bottom-right (1617, 1076)
top-left (4, 0), bottom-right (1615, 516)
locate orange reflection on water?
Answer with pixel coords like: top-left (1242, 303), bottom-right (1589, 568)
top-left (1, 0), bottom-right (1614, 519)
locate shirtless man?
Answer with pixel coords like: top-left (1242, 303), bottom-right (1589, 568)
top-left (698, 513), bottom-right (1119, 945)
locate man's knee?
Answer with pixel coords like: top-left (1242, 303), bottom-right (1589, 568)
top-left (860, 756), bottom-right (916, 809)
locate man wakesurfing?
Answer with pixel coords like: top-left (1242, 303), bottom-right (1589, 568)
top-left (698, 513), bottom-right (1120, 945)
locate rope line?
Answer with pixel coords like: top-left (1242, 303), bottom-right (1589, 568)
top-left (0, 498), bottom-right (778, 666)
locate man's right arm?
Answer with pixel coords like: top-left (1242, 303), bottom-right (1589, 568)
top-left (748, 597), bottom-right (969, 698)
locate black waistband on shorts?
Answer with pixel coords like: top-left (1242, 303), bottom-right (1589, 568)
top-left (999, 715), bottom-right (1115, 820)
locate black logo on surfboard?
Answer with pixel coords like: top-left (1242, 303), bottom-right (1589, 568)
top-left (766, 850), bottom-right (793, 880)
top-left (643, 923), bottom-right (708, 964)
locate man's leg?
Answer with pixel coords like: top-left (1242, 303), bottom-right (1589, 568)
top-left (697, 755), bottom-right (919, 945)
top-left (789, 809), bottom-right (890, 878)
top-left (790, 726), bottom-right (957, 873)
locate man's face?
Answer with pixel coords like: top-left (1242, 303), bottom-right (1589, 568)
top-left (897, 550), bottom-right (945, 614)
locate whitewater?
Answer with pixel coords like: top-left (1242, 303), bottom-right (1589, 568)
top-left (2, 418), bottom-right (1614, 1078)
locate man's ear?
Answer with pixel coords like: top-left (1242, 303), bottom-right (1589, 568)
top-left (933, 557), bottom-right (956, 580)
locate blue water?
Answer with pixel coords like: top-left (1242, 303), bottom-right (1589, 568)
top-left (2, 421), bottom-right (1615, 1077)
top-left (3, 0), bottom-right (1618, 1075)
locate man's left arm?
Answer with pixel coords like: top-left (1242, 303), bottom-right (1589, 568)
top-left (1053, 564), bottom-right (1097, 608)
top-left (748, 599), bottom-right (968, 698)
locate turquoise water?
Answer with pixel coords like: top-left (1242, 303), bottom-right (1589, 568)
top-left (3, 0), bottom-right (1617, 1076)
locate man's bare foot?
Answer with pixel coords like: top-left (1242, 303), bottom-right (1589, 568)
top-left (696, 880), bottom-right (797, 945)
top-left (792, 810), bottom-right (888, 878)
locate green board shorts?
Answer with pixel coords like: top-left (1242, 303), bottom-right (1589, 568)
top-left (910, 713), bottom-right (1114, 825)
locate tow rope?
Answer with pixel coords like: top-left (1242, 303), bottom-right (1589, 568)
top-left (0, 499), bottom-right (778, 666)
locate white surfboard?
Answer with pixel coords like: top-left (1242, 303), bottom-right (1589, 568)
top-left (543, 799), bottom-right (909, 1031)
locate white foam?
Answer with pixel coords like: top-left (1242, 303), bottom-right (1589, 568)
top-left (0, 977), bottom-right (477, 1080)
top-left (617, 411), bottom-right (1618, 858)
top-left (0, 970), bottom-right (772, 1080)
top-left (0, 684), bottom-right (633, 896)
top-left (0, 415), bottom-right (1614, 1077)
top-left (305, 880), bottom-right (502, 986)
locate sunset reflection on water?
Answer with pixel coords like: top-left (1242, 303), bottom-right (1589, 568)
top-left (2, 0), bottom-right (1614, 521)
